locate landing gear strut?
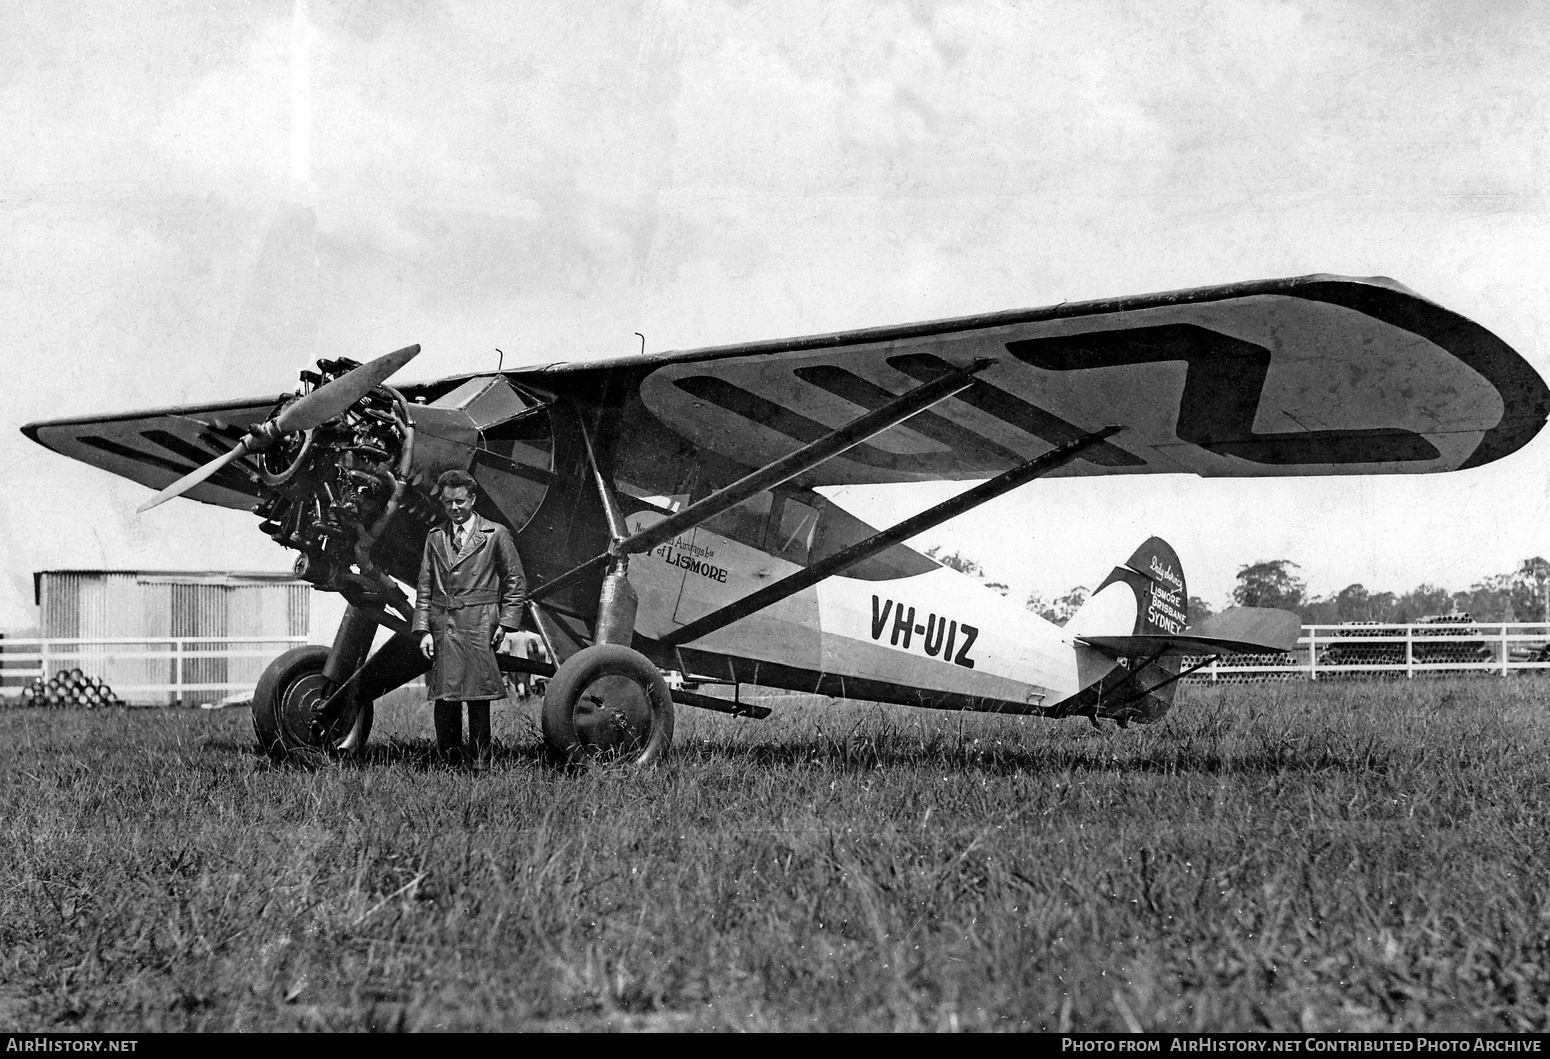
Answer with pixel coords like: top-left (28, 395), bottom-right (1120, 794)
top-left (539, 413), bottom-right (676, 765)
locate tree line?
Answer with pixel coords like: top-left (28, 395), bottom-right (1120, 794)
top-left (1229, 557), bottom-right (1550, 625)
top-left (927, 547), bottom-right (1550, 627)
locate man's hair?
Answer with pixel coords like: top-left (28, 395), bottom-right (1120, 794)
top-left (435, 469), bottom-right (478, 496)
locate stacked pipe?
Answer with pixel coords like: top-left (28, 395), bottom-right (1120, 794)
top-left (1216, 650), bottom-right (1298, 683)
top-left (1180, 650), bottom-right (1299, 684)
top-left (1410, 613), bottom-right (1491, 666)
top-left (1319, 615), bottom-right (1490, 677)
top-left (1318, 622), bottom-right (1408, 675)
top-left (1178, 645), bottom-right (1302, 688)
top-left (14, 668), bottom-right (127, 709)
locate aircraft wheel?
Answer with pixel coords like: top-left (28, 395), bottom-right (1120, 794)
top-left (252, 645), bottom-right (374, 763)
top-left (541, 644), bottom-right (674, 767)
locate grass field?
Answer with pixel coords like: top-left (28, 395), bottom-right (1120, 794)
top-left (2, 677), bottom-right (1548, 1032)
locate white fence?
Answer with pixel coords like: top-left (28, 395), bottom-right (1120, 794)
top-left (1188, 622), bottom-right (1550, 681)
top-left (0, 636), bottom-right (310, 705)
top-left (4, 624), bottom-right (1550, 704)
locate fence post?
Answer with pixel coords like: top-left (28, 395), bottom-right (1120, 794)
top-left (1405, 625), bottom-right (1414, 679)
top-left (173, 639), bottom-right (184, 707)
top-left (1307, 627), bottom-right (1317, 682)
top-left (1502, 624), bottom-right (1510, 676)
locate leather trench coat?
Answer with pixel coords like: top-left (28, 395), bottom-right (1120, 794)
top-left (411, 515), bottom-right (527, 701)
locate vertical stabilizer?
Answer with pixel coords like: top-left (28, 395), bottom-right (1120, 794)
top-left (1065, 536), bottom-right (1188, 639)
top-left (1055, 536), bottom-right (1188, 725)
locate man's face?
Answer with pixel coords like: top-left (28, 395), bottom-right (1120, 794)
top-left (441, 485), bottom-right (474, 525)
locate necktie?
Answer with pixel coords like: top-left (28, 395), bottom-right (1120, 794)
top-left (452, 527), bottom-right (464, 554)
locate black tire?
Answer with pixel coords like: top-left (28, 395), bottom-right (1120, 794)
top-left (541, 644), bottom-right (674, 767)
top-left (251, 646), bottom-right (374, 763)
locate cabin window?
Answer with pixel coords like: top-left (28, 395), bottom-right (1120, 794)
top-left (700, 493), bottom-right (771, 550)
top-left (473, 404), bottom-right (555, 532)
top-left (770, 495), bottom-right (820, 564)
top-left (806, 496), bottom-right (938, 580)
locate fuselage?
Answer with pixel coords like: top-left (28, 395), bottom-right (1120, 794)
top-left (622, 505), bottom-right (1091, 714)
top-left (207, 367), bottom-right (1143, 718)
top-left (403, 370), bottom-right (1140, 717)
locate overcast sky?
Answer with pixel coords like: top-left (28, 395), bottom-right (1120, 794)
top-left (3, 0), bottom-right (1548, 628)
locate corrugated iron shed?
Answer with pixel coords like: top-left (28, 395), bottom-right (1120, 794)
top-left (32, 570), bottom-right (310, 705)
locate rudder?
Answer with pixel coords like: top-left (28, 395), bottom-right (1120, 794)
top-left (1065, 536), bottom-right (1188, 639)
top-left (1057, 536), bottom-right (1188, 725)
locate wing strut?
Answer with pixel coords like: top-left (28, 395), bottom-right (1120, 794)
top-left (657, 425), bottom-right (1124, 648)
top-left (529, 357), bottom-right (994, 605)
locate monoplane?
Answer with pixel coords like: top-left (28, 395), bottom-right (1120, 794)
top-left (23, 275), bottom-right (1548, 764)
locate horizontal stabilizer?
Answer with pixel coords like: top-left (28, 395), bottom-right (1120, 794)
top-left (1077, 606), bottom-right (1301, 658)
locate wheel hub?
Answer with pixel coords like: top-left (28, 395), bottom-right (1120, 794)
top-left (570, 674), bottom-right (654, 754)
top-left (277, 671), bottom-right (353, 749)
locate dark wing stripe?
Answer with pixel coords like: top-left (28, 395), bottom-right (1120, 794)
top-left (78, 435), bottom-right (257, 496)
top-left (672, 376), bottom-right (925, 473)
top-left (791, 365), bottom-right (1022, 472)
top-left (141, 430), bottom-right (258, 480)
top-left (1009, 325), bottom-right (1439, 465)
top-left (206, 423), bottom-right (250, 444)
top-left (78, 435), bottom-right (193, 477)
top-left (886, 352), bottom-right (1144, 467)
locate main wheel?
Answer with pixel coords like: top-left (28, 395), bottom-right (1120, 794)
top-left (541, 644), bottom-right (674, 766)
top-left (252, 645), bottom-right (374, 763)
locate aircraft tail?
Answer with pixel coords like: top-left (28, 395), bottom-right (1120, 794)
top-left (1064, 536), bottom-right (1189, 641)
top-left (1053, 537), bottom-right (1190, 725)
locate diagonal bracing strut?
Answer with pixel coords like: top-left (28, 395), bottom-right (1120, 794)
top-left (657, 424), bottom-right (1124, 648)
top-left (529, 358), bottom-right (995, 604)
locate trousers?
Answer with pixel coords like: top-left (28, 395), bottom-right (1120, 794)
top-left (433, 699), bottom-right (491, 770)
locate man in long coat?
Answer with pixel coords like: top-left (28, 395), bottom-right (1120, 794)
top-left (412, 469), bottom-right (527, 771)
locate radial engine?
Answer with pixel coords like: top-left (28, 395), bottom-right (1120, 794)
top-left (246, 360), bottom-right (429, 626)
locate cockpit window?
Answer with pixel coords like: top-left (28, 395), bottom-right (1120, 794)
top-left (702, 494), bottom-right (772, 548)
top-left (770, 495), bottom-right (820, 564)
top-left (471, 385), bottom-right (555, 532)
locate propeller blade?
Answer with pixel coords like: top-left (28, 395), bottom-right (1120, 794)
top-left (136, 343), bottom-right (420, 514)
top-left (274, 343), bottom-right (421, 433)
top-left (136, 440), bottom-right (252, 513)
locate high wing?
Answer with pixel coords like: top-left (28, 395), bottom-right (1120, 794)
top-left (529, 274), bottom-right (1548, 486)
top-left (23, 397), bottom-right (281, 511)
top-left (23, 275), bottom-right (1548, 507)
